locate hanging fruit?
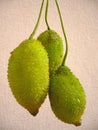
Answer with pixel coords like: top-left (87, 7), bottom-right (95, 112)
top-left (7, 0), bottom-right (86, 126)
top-left (8, 0), bottom-right (49, 116)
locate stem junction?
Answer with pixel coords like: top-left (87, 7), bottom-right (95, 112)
top-left (29, 0), bottom-right (45, 40)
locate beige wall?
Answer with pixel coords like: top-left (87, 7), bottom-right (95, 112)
top-left (0, 0), bottom-right (98, 130)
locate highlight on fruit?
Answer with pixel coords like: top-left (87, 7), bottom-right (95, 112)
top-left (7, 0), bottom-right (86, 126)
top-left (8, 39), bottom-right (49, 116)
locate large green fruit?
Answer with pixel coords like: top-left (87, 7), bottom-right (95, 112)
top-left (38, 30), bottom-right (64, 76)
top-left (8, 39), bottom-right (49, 116)
top-left (49, 66), bottom-right (86, 126)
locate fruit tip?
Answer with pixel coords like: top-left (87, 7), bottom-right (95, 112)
top-left (73, 121), bottom-right (81, 126)
top-left (30, 110), bottom-right (39, 116)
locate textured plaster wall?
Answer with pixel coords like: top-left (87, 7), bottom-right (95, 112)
top-left (0, 0), bottom-right (98, 130)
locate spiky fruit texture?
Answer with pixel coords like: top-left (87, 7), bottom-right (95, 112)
top-left (8, 39), bottom-right (49, 116)
top-left (38, 30), bottom-right (63, 76)
top-left (49, 66), bottom-right (86, 126)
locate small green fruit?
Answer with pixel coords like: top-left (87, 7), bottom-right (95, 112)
top-left (8, 39), bottom-right (49, 116)
top-left (49, 66), bottom-right (86, 126)
top-left (38, 30), bottom-right (64, 76)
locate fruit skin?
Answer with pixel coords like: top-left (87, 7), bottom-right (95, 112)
top-left (37, 30), bottom-right (63, 76)
top-left (49, 66), bottom-right (86, 126)
top-left (8, 39), bottom-right (49, 116)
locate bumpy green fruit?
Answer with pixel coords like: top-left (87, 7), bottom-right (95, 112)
top-left (8, 39), bottom-right (49, 116)
top-left (49, 66), bottom-right (86, 126)
top-left (38, 30), bottom-right (63, 76)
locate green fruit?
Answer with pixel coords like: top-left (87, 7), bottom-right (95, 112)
top-left (49, 66), bottom-right (86, 126)
top-left (8, 39), bottom-right (49, 116)
top-left (38, 30), bottom-right (63, 76)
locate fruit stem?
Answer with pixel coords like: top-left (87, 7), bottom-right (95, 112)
top-left (45, 0), bottom-right (50, 30)
top-left (55, 0), bottom-right (68, 65)
top-left (29, 0), bottom-right (45, 40)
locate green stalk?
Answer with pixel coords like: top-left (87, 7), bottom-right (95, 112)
top-left (55, 0), bottom-right (68, 65)
top-left (45, 0), bottom-right (50, 30)
top-left (29, 0), bottom-right (45, 40)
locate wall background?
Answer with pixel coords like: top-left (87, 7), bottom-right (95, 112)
top-left (0, 0), bottom-right (98, 130)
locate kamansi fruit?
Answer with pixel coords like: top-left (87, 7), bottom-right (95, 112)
top-left (49, 66), bottom-right (86, 126)
top-left (8, 39), bottom-right (49, 116)
top-left (37, 30), bottom-right (64, 76)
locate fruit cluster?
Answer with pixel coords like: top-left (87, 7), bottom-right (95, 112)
top-left (8, 0), bottom-right (86, 126)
